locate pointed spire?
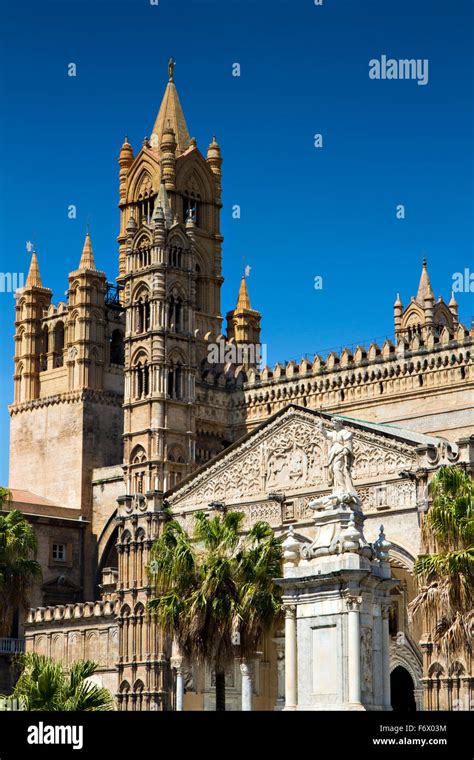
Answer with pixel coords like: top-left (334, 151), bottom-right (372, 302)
top-left (155, 182), bottom-right (173, 228)
top-left (236, 276), bottom-right (252, 311)
top-left (394, 292), bottom-right (402, 308)
top-left (25, 250), bottom-right (43, 288)
top-left (449, 291), bottom-right (458, 307)
top-left (151, 61), bottom-right (191, 155)
top-left (416, 258), bottom-right (434, 303)
top-left (152, 199), bottom-right (165, 225)
top-left (78, 229), bottom-right (96, 271)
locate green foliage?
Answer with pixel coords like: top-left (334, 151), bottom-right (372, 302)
top-left (0, 508), bottom-right (41, 636)
top-left (410, 466), bottom-right (474, 658)
top-left (148, 511), bottom-right (283, 674)
top-left (9, 653), bottom-right (114, 711)
top-left (0, 488), bottom-right (11, 508)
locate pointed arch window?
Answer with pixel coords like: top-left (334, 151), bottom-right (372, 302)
top-left (53, 322), bottom-right (65, 367)
top-left (183, 192), bottom-right (200, 227)
top-left (134, 359), bottom-right (150, 399)
top-left (169, 245), bottom-right (184, 269)
top-left (38, 325), bottom-right (49, 370)
top-left (136, 238), bottom-right (152, 269)
top-left (130, 448), bottom-right (147, 496)
top-left (168, 290), bottom-right (185, 333)
top-left (135, 294), bottom-right (151, 334)
top-left (167, 358), bottom-right (184, 400)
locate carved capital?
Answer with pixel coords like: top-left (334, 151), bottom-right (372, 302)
top-left (345, 595), bottom-right (362, 612)
top-left (240, 660), bottom-right (254, 678)
top-left (283, 603), bottom-right (297, 619)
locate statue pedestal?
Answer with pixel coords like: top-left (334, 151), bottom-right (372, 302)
top-left (278, 503), bottom-right (396, 711)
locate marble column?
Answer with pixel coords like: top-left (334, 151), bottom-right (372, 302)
top-left (381, 605), bottom-right (392, 709)
top-left (272, 636), bottom-right (285, 710)
top-left (171, 656), bottom-right (184, 711)
top-left (346, 596), bottom-right (362, 706)
top-left (240, 660), bottom-right (253, 711)
top-left (284, 605), bottom-right (297, 710)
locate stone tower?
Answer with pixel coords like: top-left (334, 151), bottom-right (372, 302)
top-left (393, 258), bottom-right (459, 342)
top-left (117, 60), bottom-right (225, 495)
top-left (114, 63), bottom-right (226, 709)
top-left (226, 275), bottom-right (262, 366)
top-left (9, 235), bottom-right (125, 597)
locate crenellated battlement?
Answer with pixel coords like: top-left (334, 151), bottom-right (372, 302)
top-left (195, 322), bottom-right (471, 391)
top-left (27, 599), bottom-right (119, 626)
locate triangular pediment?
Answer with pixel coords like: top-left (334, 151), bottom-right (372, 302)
top-left (167, 405), bottom-right (439, 511)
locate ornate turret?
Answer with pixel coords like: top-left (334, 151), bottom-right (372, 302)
top-left (14, 250), bottom-right (52, 404)
top-left (206, 136), bottom-right (222, 198)
top-left (395, 259), bottom-right (458, 340)
top-left (448, 291), bottom-right (459, 328)
top-left (67, 231), bottom-right (107, 391)
top-left (226, 276), bottom-right (261, 366)
top-left (119, 136), bottom-right (134, 204)
top-left (160, 123), bottom-right (177, 191)
top-left (393, 293), bottom-right (403, 334)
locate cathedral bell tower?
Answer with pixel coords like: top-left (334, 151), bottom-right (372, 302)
top-left (114, 62), bottom-right (225, 709)
top-left (117, 60), bottom-right (225, 495)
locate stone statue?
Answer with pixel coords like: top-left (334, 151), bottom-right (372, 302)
top-left (317, 417), bottom-right (357, 496)
top-left (168, 57), bottom-right (175, 81)
top-left (309, 417), bottom-right (360, 512)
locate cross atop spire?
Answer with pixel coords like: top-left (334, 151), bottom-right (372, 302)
top-left (151, 60), bottom-right (191, 155)
top-left (416, 257), bottom-right (434, 303)
top-left (78, 230), bottom-right (97, 271)
top-left (25, 250), bottom-right (43, 288)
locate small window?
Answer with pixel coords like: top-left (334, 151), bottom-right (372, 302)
top-left (52, 543), bottom-right (66, 561)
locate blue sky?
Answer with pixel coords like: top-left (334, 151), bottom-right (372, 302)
top-left (0, 0), bottom-right (472, 484)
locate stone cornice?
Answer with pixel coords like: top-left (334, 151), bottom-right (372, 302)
top-left (9, 388), bottom-right (123, 415)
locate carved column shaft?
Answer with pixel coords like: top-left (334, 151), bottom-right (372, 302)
top-left (382, 605), bottom-right (392, 709)
top-left (283, 605), bottom-right (297, 710)
top-left (346, 596), bottom-right (362, 705)
top-left (240, 660), bottom-right (253, 712)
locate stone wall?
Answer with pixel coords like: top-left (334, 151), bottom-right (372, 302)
top-left (25, 601), bottom-right (120, 698)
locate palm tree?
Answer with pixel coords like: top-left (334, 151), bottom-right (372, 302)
top-left (148, 510), bottom-right (283, 710)
top-left (409, 465), bottom-right (474, 659)
top-left (9, 652), bottom-right (114, 711)
top-left (0, 495), bottom-right (41, 637)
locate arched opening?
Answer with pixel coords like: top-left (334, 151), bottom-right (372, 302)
top-left (53, 322), bottom-right (65, 367)
top-left (391, 666), bottom-right (416, 712)
top-left (110, 329), bottom-right (124, 365)
top-left (98, 526), bottom-right (118, 579)
top-left (39, 325), bottom-right (49, 370)
top-left (183, 192), bottom-right (200, 226)
top-left (168, 291), bottom-right (184, 333)
top-left (169, 244), bottom-right (183, 268)
top-left (167, 360), bottom-right (183, 400)
top-left (136, 296), bottom-right (151, 333)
